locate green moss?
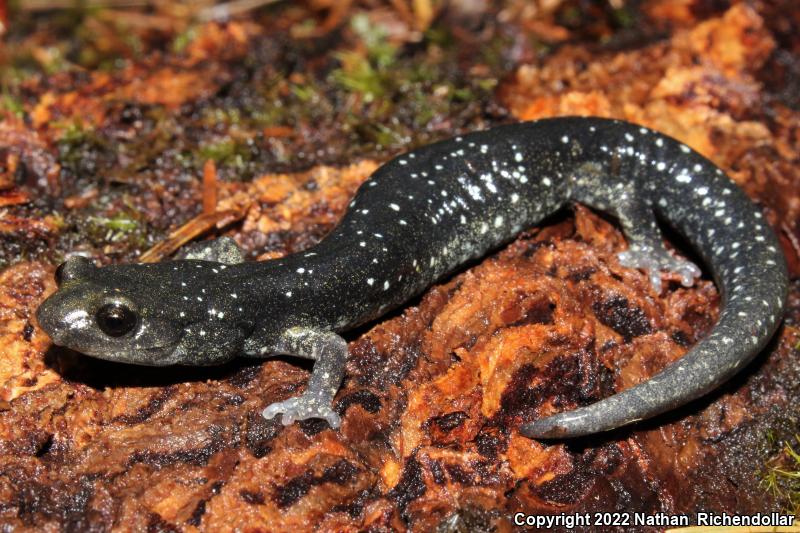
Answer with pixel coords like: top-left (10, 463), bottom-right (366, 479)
top-left (761, 432), bottom-right (800, 515)
top-left (57, 120), bottom-right (95, 166)
top-left (199, 138), bottom-right (239, 162)
top-left (330, 52), bottom-right (386, 101)
top-left (201, 107), bottom-right (243, 127)
top-left (172, 26), bottom-right (200, 54)
top-left (350, 12), bottom-right (397, 68)
top-left (84, 209), bottom-right (147, 248)
top-left (0, 94), bottom-right (24, 117)
top-left (329, 13), bottom-right (399, 101)
top-left (197, 137), bottom-right (258, 177)
top-left (290, 83), bottom-right (321, 103)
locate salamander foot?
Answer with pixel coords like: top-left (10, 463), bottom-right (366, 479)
top-left (617, 245), bottom-right (701, 292)
top-left (262, 393), bottom-right (341, 428)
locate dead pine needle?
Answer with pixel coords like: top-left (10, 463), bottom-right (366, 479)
top-left (138, 209), bottom-right (244, 263)
top-left (202, 159), bottom-right (218, 216)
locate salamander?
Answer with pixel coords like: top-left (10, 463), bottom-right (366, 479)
top-left (36, 117), bottom-right (788, 438)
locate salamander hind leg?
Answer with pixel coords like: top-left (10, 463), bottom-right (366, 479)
top-left (569, 162), bottom-right (701, 293)
top-left (261, 327), bottom-right (347, 428)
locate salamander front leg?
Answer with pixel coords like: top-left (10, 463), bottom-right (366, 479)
top-left (262, 327), bottom-right (347, 428)
top-left (570, 163), bottom-right (701, 292)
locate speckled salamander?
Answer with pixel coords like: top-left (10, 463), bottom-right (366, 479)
top-left (36, 117), bottom-right (788, 438)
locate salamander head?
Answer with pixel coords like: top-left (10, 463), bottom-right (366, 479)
top-left (36, 256), bottom-right (221, 365)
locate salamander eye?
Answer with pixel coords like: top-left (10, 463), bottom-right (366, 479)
top-left (95, 303), bottom-right (137, 337)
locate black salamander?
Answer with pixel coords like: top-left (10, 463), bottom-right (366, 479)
top-left (36, 117), bottom-right (788, 438)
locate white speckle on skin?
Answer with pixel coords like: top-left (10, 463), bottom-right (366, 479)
top-left (359, 241), bottom-right (366, 247)
top-left (655, 138), bottom-right (664, 147)
top-left (676, 174), bottom-right (691, 183)
top-left (285, 291), bottom-right (292, 297)
top-left (64, 309), bottom-right (90, 329)
top-left (494, 215), bottom-right (504, 227)
top-left (389, 203), bottom-right (400, 211)
top-left (399, 219), bottom-right (408, 225)
top-left (514, 152), bottom-right (523, 162)
top-left (367, 278), bottom-right (374, 286)
top-left (561, 135), bottom-right (569, 143)
top-left (542, 177), bottom-right (551, 186)
top-left (696, 186), bottom-right (708, 195)
top-left (625, 133), bottom-right (634, 142)
top-left (511, 193), bottom-right (519, 203)
top-left (383, 281), bottom-right (389, 290)
top-left (297, 268), bottom-right (305, 274)
top-left (680, 145), bottom-right (691, 153)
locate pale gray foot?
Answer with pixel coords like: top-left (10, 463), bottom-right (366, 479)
top-left (569, 162), bottom-right (702, 293)
top-left (261, 327), bottom-right (347, 428)
top-left (617, 246), bottom-right (701, 293)
top-left (178, 236), bottom-right (244, 264)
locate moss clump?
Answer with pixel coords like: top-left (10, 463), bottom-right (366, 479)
top-left (197, 137), bottom-right (260, 179)
top-left (761, 431), bottom-right (800, 515)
